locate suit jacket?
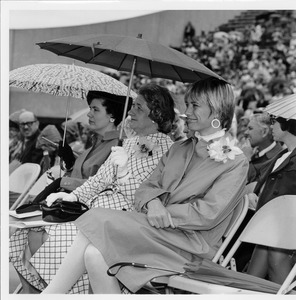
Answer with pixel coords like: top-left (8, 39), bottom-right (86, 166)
top-left (255, 147), bottom-right (296, 211)
top-left (247, 142), bottom-right (283, 183)
top-left (19, 130), bottom-right (43, 164)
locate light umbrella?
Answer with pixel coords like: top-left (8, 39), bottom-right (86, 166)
top-left (9, 63), bottom-right (137, 143)
top-left (264, 93), bottom-right (296, 120)
top-left (36, 33), bottom-right (225, 139)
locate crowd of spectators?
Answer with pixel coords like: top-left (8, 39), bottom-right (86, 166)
top-left (105, 10), bottom-right (296, 115)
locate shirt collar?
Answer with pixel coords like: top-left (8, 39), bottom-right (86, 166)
top-left (258, 141), bottom-right (276, 157)
top-left (194, 129), bottom-right (225, 142)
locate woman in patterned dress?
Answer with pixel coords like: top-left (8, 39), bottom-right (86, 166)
top-left (42, 77), bottom-right (248, 294)
top-left (9, 83), bottom-right (175, 293)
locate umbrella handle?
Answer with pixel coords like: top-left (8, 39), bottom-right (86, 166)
top-left (119, 57), bottom-right (137, 141)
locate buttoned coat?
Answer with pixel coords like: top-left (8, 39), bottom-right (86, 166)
top-left (255, 147), bottom-right (296, 210)
top-left (75, 137), bottom-right (248, 292)
top-left (248, 142), bottom-right (283, 183)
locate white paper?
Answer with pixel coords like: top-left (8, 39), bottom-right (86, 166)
top-left (9, 210), bottom-right (42, 219)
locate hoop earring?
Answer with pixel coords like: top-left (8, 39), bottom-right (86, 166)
top-left (211, 118), bottom-right (221, 129)
top-left (110, 118), bottom-right (115, 123)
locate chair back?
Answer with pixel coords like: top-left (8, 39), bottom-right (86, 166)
top-left (15, 165), bottom-right (64, 208)
top-left (241, 195), bottom-right (296, 249)
top-left (222, 194), bottom-right (296, 267)
top-left (212, 195), bottom-right (249, 263)
top-left (9, 163), bottom-right (41, 210)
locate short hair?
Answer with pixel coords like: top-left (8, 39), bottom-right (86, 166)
top-left (184, 77), bottom-right (235, 131)
top-left (275, 117), bottom-right (296, 136)
top-left (138, 83), bottom-right (175, 134)
top-left (86, 91), bottom-right (133, 126)
top-left (250, 112), bottom-right (272, 128)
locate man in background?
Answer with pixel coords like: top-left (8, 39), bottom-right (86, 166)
top-left (18, 110), bottom-right (43, 165)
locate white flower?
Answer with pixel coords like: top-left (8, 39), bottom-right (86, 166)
top-left (133, 137), bottom-right (161, 158)
top-left (207, 136), bottom-right (243, 163)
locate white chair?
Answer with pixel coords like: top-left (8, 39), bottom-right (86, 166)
top-left (9, 163), bottom-right (41, 210)
top-left (15, 165), bottom-right (64, 208)
top-left (167, 195), bottom-right (296, 295)
top-left (212, 194), bottom-right (249, 264)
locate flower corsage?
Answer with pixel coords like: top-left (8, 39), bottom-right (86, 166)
top-left (133, 137), bottom-right (161, 158)
top-left (207, 136), bottom-right (243, 163)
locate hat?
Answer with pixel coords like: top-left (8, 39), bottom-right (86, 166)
top-left (36, 125), bottom-right (62, 148)
top-left (9, 109), bottom-right (27, 123)
top-left (265, 94), bottom-right (296, 120)
top-left (86, 90), bottom-right (133, 106)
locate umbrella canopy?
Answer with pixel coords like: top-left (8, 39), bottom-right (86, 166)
top-left (36, 33), bottom-right (224, 83)
top-left (9, 63), bottom-right (137, 100)
top-left (10, 63), bottom-right (137, 145)
top-left (265, 93), bottom-right (296, 120)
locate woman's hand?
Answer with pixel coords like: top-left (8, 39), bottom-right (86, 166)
top-left (110, 146), bottom-right (129, 177)
top-left (147, 198), bottom-right (175, 229)
top-left (248, 193), bottom-right (259, 210)
top-left (46, 192), bottom-right (77, 207)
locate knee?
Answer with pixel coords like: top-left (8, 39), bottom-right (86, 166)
top-left (84, 244), bottom-right (104, 269)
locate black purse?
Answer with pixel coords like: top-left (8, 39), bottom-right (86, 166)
top-left (41, 199), bottom-right (89, 223)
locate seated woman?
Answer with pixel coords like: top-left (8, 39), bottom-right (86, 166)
top-left (37, 90), bottom-right (133, 200)
top-left (246, 99), bottom-right (296, 284)
top-left (9, 83), bottom-right (175, 294)
top-left (41, 77), bottom-right (249, 294)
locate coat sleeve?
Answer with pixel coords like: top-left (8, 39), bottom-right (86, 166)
top-left (166, 156), bottom-right (248, 231)
top-left (134, 148), bottom-right (171, 211)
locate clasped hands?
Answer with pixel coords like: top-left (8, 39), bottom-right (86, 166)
top-left (146, 198), bottom-right (175, 229)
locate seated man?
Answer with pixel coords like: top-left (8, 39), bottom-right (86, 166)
top-left (244, 113), bottom-right (284, 183)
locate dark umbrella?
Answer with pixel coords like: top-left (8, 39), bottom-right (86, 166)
top-left (36, 33), bottom-right (225, 140)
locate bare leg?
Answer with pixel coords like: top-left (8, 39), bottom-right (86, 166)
top-left (42, 231), bottom-right (90, 294)
top-left (247, 245), bottom-right (268, 279)
top-left (84, 244), bottom-right (121, 294)
top-left (268, 248), bottom-right (295, 284)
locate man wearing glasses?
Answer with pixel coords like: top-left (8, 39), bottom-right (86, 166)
top-left (18, 110), bottom-right (43, 165)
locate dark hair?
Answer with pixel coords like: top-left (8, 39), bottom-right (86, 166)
top-left (138, 83), bottom-right (175, 134)
top-left (276, 117), bottom-right (296, 136)
top-left (86, 91), bottom-right (133, 126)
top-left (185, 77), bottom-right (235, 131)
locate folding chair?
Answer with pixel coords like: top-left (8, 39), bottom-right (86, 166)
top-left (166, 195), bottom-right (296, 295)
top-left (9, 163), bottom-right (41, 210)
top-left (14, 165), bottom-right (64, 208)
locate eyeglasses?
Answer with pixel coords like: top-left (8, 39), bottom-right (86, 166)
top-left (270, 116), bottom-right (278, 125)
top-left (19, 121), bottom-right (37, 128)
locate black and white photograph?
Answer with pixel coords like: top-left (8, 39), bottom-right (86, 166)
top-left (2, 0), bottom-right (296, 298)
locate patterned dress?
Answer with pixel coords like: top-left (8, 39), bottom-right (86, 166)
top-left (9, 132), bottom-right (173, 293)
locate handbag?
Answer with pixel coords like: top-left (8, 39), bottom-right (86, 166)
top-left (41, 199), bottom-right (89, 223)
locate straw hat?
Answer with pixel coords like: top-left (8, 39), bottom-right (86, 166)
top-left (265, 94), bottom-right (296, 120)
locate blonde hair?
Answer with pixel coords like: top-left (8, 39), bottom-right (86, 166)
top-left (185, 78), bottom-right (235, 130)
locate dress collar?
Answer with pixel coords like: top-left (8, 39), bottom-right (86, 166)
top-left (194, 129), bottom-right (225, 142)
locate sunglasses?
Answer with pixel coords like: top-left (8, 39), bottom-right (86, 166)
top-left (19, 120), bottom-right (37, 128)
